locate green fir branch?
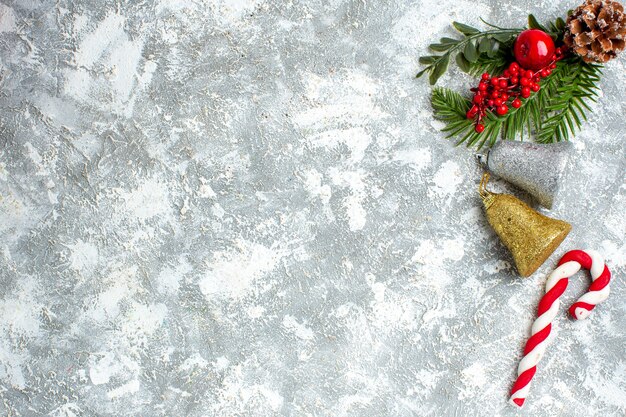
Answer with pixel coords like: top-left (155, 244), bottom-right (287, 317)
top-left (431, 57), bottom-right (603, 148)
top-left (467, 54), bottom-right (509, 77)
top-left (537, 58), bottom-right (602, 142)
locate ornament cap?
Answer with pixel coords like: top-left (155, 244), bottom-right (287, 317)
top-left (475, 152), bottom-right (489, 170)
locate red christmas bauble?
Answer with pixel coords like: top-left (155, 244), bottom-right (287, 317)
top-left (513, 29), bottom-right (555, 71)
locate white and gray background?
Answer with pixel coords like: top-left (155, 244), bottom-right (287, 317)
top-left (0, 0), bottom-right (624, 416)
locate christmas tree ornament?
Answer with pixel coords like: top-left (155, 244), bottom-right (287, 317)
top-left (418, 0), bottom-right (623, 147)
top-left (475, 140), bottom-right (573, 209)
top-left (514, 29), bottom-right (556, 70)
top-left (510, 249), bottom-right (612, 407)
top-left (479, 173), bottom-right (571, 277)
top-left (564, 0), bottom-right (626, 63)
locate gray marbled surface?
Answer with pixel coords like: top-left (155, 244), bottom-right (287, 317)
top-left (0, 0), bottom-right (625, 416)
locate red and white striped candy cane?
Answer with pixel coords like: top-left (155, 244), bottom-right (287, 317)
top-left (510, 249), bottom-right (612, 407)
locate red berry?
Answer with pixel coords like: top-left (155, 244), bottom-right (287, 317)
top-left (473, 94), bottom-right (483, 104)
top-left (478, 83), bottom-right (488, 91)
top-left (490, 77), bottom-right (499, 86)
top-left (503, 70), bottom-right (511, 77)
top-left (514, 29), bottom-right (556, 71)
top-left (491, 91), bottom-right (500, 99)
top-left (509, 62), bottom-right (520, 73)
top-left (501, 93), bottom-right (509, 101)
top-left (545, 69), bottom-right (552, 76)
top-left (556, 47), bottom-right (562, 56)
top-left (512, 98), bottom-right (522, 108)
top-left (475, 123), bottom-right (485, 133)
top-left (482, 73), bottom-right (490, 80)
top-left (550, 63), bottom-right (557, 69)
top-left (524, 70), bottom-right (534, 79)
top-left (520, 77), bottom-right (530, 87)
top-left (540, 69), bottom-right (548, 77)
top-left (487, 99), bottom-right (494, 107)
top-left (498, 79), bottom-right (508, 89)
top-left (494, 98), bottom-right (503, 106)
top-left (496, 104), bottom-right (508, 115)
top-left (531, 83), bottom-right (540, 92)
top-left (510, 76), bottom-right (519, 85)
top-left (521, 87), bottom-right (531, 98)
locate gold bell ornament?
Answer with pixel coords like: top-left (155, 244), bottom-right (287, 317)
top-left (479, 173), bottom-right (572, 277)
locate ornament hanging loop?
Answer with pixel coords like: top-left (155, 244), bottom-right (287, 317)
top-left (479, 172), bottom-right (495, 209)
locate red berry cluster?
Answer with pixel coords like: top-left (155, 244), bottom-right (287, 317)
top-left (467, 47), bottom-right (565, 133)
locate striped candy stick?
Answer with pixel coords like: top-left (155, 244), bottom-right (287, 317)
top-left (509, 249), bottom-right (612, 407)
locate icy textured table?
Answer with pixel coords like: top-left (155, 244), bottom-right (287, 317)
top-left (1, 0), bottom-right (624, 415)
